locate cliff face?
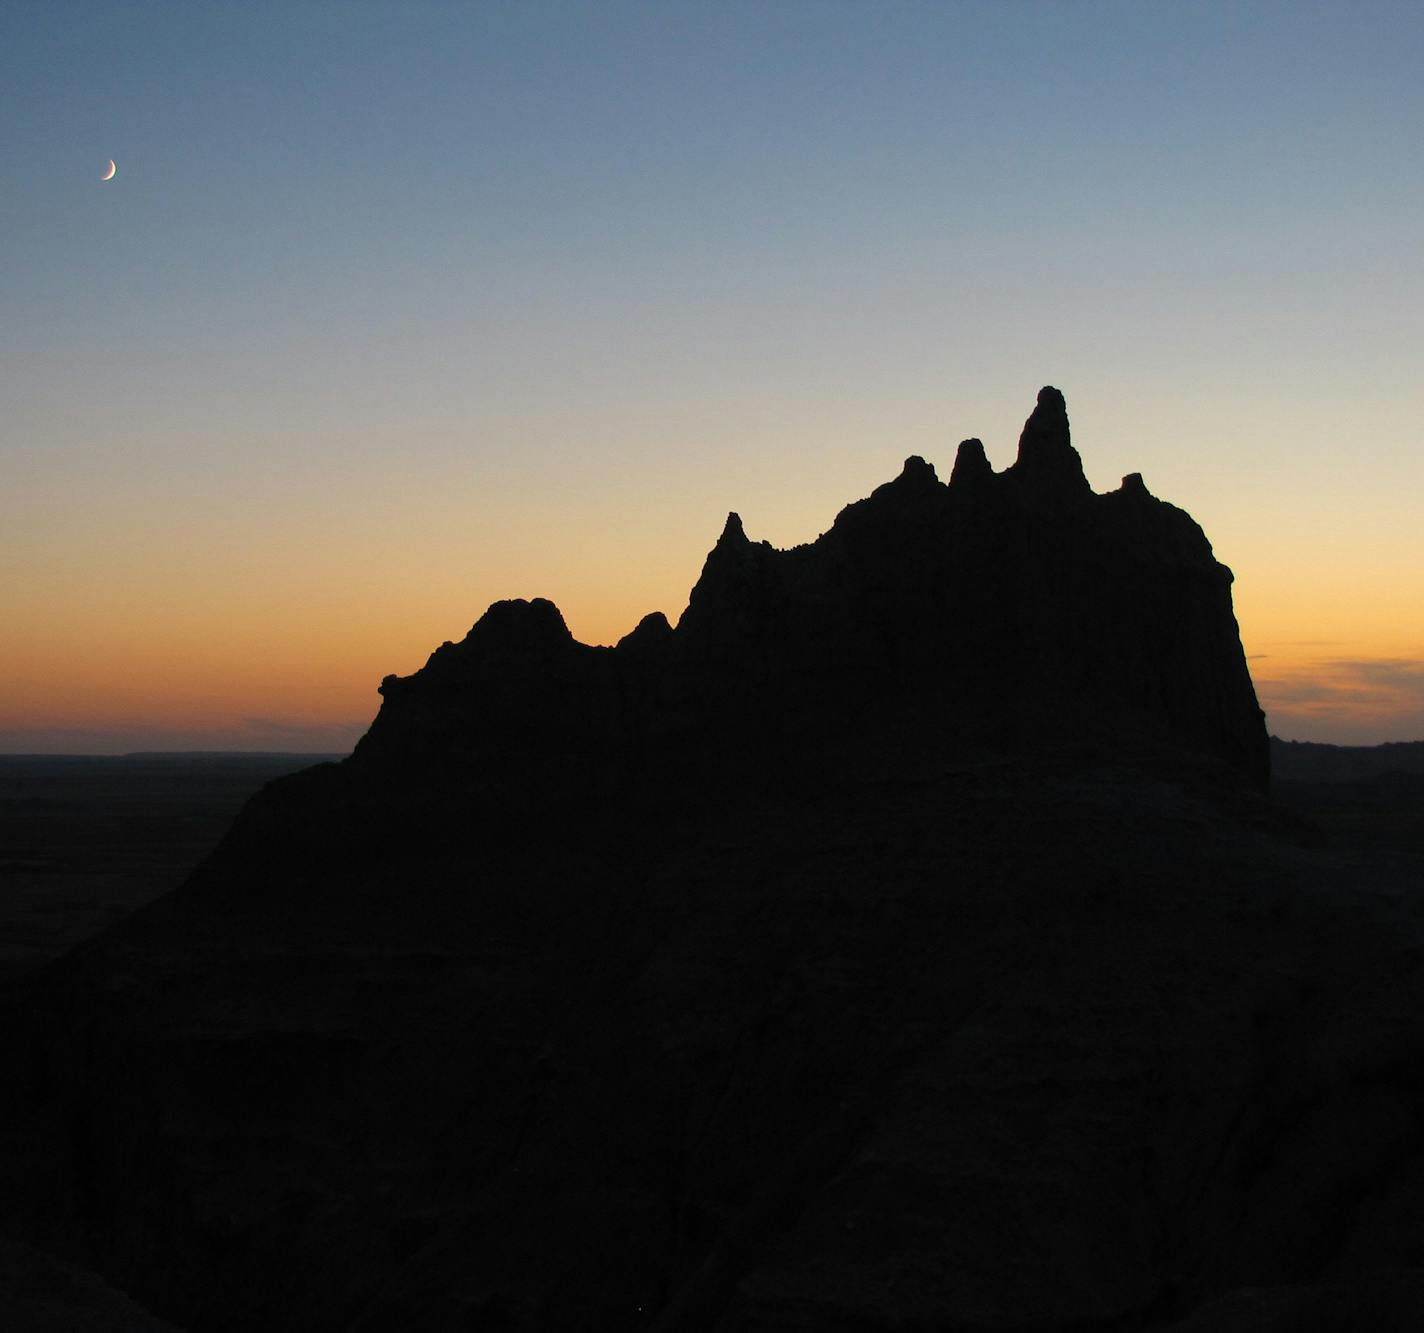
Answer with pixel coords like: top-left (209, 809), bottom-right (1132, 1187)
top-left (241, 386), bottom-right (1264, 869)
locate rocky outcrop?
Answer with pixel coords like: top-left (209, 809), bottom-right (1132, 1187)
top-left (372, 385), bottom-right (1265, 788)
top-left (212, 387), bottom-right (1266, 875)
top-left (15, 390), bottom-right (1397, 1333)
top-left (266, 388), bottom-right (1262, 851)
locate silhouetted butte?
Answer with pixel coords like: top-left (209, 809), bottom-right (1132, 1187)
top-left (11, 391), bottom-right (1424, 1333)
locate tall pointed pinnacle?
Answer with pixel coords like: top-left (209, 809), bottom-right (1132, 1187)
top-left (1012, 386), bottom-right (1090, 499)
top-left (678, 509), bottom-right (768, 642)
top-left (717, 511), bottom-right (749, 548)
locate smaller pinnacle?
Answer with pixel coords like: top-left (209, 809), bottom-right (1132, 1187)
top-left (616, 610), bottom-right (673, 652)
top-left (1121, 473), bottom-right (1150, 497)
top-left (896, 455), bottom-right (939, 486)
top-left (950, 438), bottom-right (992, 487)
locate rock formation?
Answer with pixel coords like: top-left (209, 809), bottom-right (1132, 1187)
top-left (221, 386), bottom-right (1266, 874)
top-left (13, 390), bottom-right (1424, 1333)
top-left (380, 386), bottom-right (1265, 786)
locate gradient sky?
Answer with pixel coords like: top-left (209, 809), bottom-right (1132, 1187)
top-left (4, 1), bottom-right (1421, 751)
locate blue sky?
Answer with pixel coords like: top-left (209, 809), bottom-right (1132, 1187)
top-left (3, 1), bottom-right (1422, 749)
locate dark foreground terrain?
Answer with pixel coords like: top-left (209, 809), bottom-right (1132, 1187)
top-left (0, 755), bottom-right (341, 985)
top-left (3, 391), bottom-right (1422, 1331)
top-left (3, 746), bottom-right (1412, 993)
top-left (1271, 738), bottom-right (1424, 870)
top-left (6, 748), bottom-right (1424, 1333)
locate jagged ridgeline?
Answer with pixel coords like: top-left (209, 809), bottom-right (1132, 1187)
top-left (232, 387), bottom-right (1265, 862)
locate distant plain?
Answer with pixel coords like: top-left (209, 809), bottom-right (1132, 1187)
top-left (0, 754), bottom-right (341, 983)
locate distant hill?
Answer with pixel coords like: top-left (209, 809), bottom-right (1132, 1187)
top-left (1271, 736), bottom-right (1424, 782)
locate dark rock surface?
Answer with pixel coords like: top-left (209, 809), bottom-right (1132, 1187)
top-left (9, 390), bottom-right (1424, 1331)
top-left (0, 1236), bottom-right (186, 1332)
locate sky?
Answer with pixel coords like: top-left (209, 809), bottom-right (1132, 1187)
top-left (3, 0), bottom-right (1421, 752)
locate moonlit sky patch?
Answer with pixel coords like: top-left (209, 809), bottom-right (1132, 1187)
top-left (2, 1), bottom-right (1421, 750)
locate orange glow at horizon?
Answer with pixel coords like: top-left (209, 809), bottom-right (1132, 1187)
top-left (6, 461), bottom-right (1421, 752)
top-left (5, 372), bottom-right (1421, 754)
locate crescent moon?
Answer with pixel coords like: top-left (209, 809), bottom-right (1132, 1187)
top-left (101, 160), bottom-right (116, 181)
